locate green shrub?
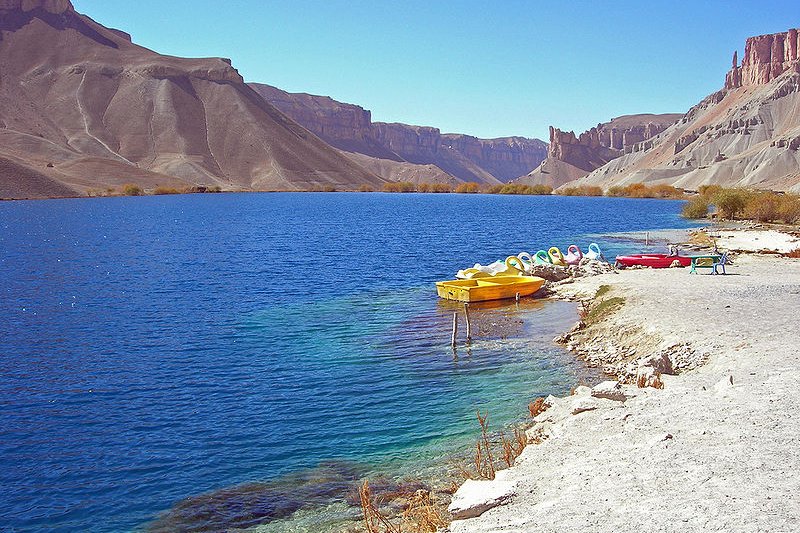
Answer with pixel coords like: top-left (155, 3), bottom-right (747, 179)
top-left (681, 196), bottom-right (710, 219)
top-left (713, 189), bottom-right (750, 219)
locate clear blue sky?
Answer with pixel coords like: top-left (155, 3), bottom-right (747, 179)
top-left (74, 0), bottom-right (798, 140)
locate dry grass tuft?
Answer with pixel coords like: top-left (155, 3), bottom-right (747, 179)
top-left (786, 248), bottom-right (800, 258)
top-left (637, 372), bottom-right (665, 389)
top-left (473, 411), bottom-right (496, 480)
top-left (500, 427), bottom-right (528, 468)
top-left (359, 480), bottom-right (447, 533)
top-left (528, 397), bottom-right (548, 418)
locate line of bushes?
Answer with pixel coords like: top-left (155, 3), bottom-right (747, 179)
top-left (682, 185), bottom-right (800, 223)
top-left (379, 181), bottom-right (553, 195)
top-left (606, 183), bottom-right (684, 198)
top-left (87, 184), bottom-right (224, 197)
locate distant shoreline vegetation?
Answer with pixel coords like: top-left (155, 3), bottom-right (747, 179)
top-left (9, 183), bottom-right (798, 220)
top-left (680, 185), bottom-right (800, 223)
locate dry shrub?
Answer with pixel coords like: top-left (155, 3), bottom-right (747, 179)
top-left (359, 184), bottom-right (374, 192)
top-left (778, 193), bottom-right (800, 224)
top-left (497, 184), bottom-right (552, 195)
top-left (528, 397), bottom-right (548, 417)
top-left (483, 184), bottom-right (504, 194)
top-left (153, 186), bottom-right (180, 195)
top-left (698, 184), bottom-right (723, 199)
top-left (743, 191), bottom-right (781, 222)
top-left (608, 182), bottom-right (684, 198)
top-left (787, 249), bottom-right (800, 258)
top-left (560, 185), bottom-right (604, 196)
top-left (383, 181), bottom-right (416, 193)
top-left (416, 183), bottom-right (430, 193)
top-left (121, 183), bottom-right (143, 196)
top-left (454, 182), bottom-right (480, 193)
top-left (429, 183), bottom-right (452, 193)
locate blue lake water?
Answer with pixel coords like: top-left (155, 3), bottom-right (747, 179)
top-left (0, 193), bottom-right (698, 532)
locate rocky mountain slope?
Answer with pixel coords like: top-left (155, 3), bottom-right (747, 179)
top-left (516, 114), bottom-right (682, 189)
top-left (571, 28), bottom-right (800, 192)
top-left (250, 83), bottom-right (547, 185)
top-left (0, 0), bottom-right (384, 199)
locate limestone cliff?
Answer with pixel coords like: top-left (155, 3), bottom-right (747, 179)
top-left (516, 114), bottom-right (682, 188)
top-left (251, 83), bottom-right (547, 185)
top-left (0, 3), bottom-right (383, 198)
top-left (571, 28), bottom-right (800, 193)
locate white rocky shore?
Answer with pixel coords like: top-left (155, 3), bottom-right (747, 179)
top-left (447, 229), bottom-right (800, 532)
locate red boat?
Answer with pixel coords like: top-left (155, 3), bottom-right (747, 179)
top-left (614, 254), bottom-right (692, 268)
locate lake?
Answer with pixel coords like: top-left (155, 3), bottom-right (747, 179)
top-left (0, 193), bottom-right (698, 532)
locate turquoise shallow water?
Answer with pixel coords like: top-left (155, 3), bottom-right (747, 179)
top-left (0, 193), bottom-right (698, 531)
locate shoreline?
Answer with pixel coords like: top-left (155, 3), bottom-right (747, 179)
top-left (447, 227), bottom-right (800, 532)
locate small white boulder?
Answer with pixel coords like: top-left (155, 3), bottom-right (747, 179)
top-left (448, 474), bottom-right (516, 520)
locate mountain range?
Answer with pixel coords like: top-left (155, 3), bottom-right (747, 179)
top-left (1, 1), bottom-right (798, 199)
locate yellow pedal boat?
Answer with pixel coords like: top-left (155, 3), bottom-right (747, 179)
top-left (435, 275), bottom-right (546, 302)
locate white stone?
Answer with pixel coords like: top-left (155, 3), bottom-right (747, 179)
top-left (448, 473), bottom-right (516, 520)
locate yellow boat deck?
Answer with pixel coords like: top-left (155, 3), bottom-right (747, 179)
top-left (435, 275), bottom-right (545, 302)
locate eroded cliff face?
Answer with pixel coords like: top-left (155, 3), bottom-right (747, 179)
top-left (547, 115), bottom-right (681, 172)
top-left (251, 84), bottom-right (547, 184)
top-left (517, 114), bottom-right (682, 188)
top-left (725, 29), bottom-right (800, 89)
top-left (571, 28), bottom-right (800, 193)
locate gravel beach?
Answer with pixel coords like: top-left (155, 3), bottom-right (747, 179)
top-left (449, 230), bottom-right (800, 532)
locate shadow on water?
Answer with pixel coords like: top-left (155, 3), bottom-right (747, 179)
top-left (146, 461), bottom-right (366, 531)
top-left (145, 460), bottom-right (434, 532)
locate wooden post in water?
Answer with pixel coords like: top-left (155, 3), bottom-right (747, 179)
top-left (646, 231), bottom-right (650, 245)
top-left (451, 312), bottom-right (458, 347)
top-left (515, 292), bottom-right (521, 302)
top-left (463, 303), bottom-right (472, 342)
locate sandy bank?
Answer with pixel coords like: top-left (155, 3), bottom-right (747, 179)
top-left (448, 241), bottom-right (800, 532)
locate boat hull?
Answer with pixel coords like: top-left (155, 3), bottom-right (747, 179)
top-left (436, 276), bottom-right (545, 302)
top-left (615, 254), bottom-right (691, 268)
